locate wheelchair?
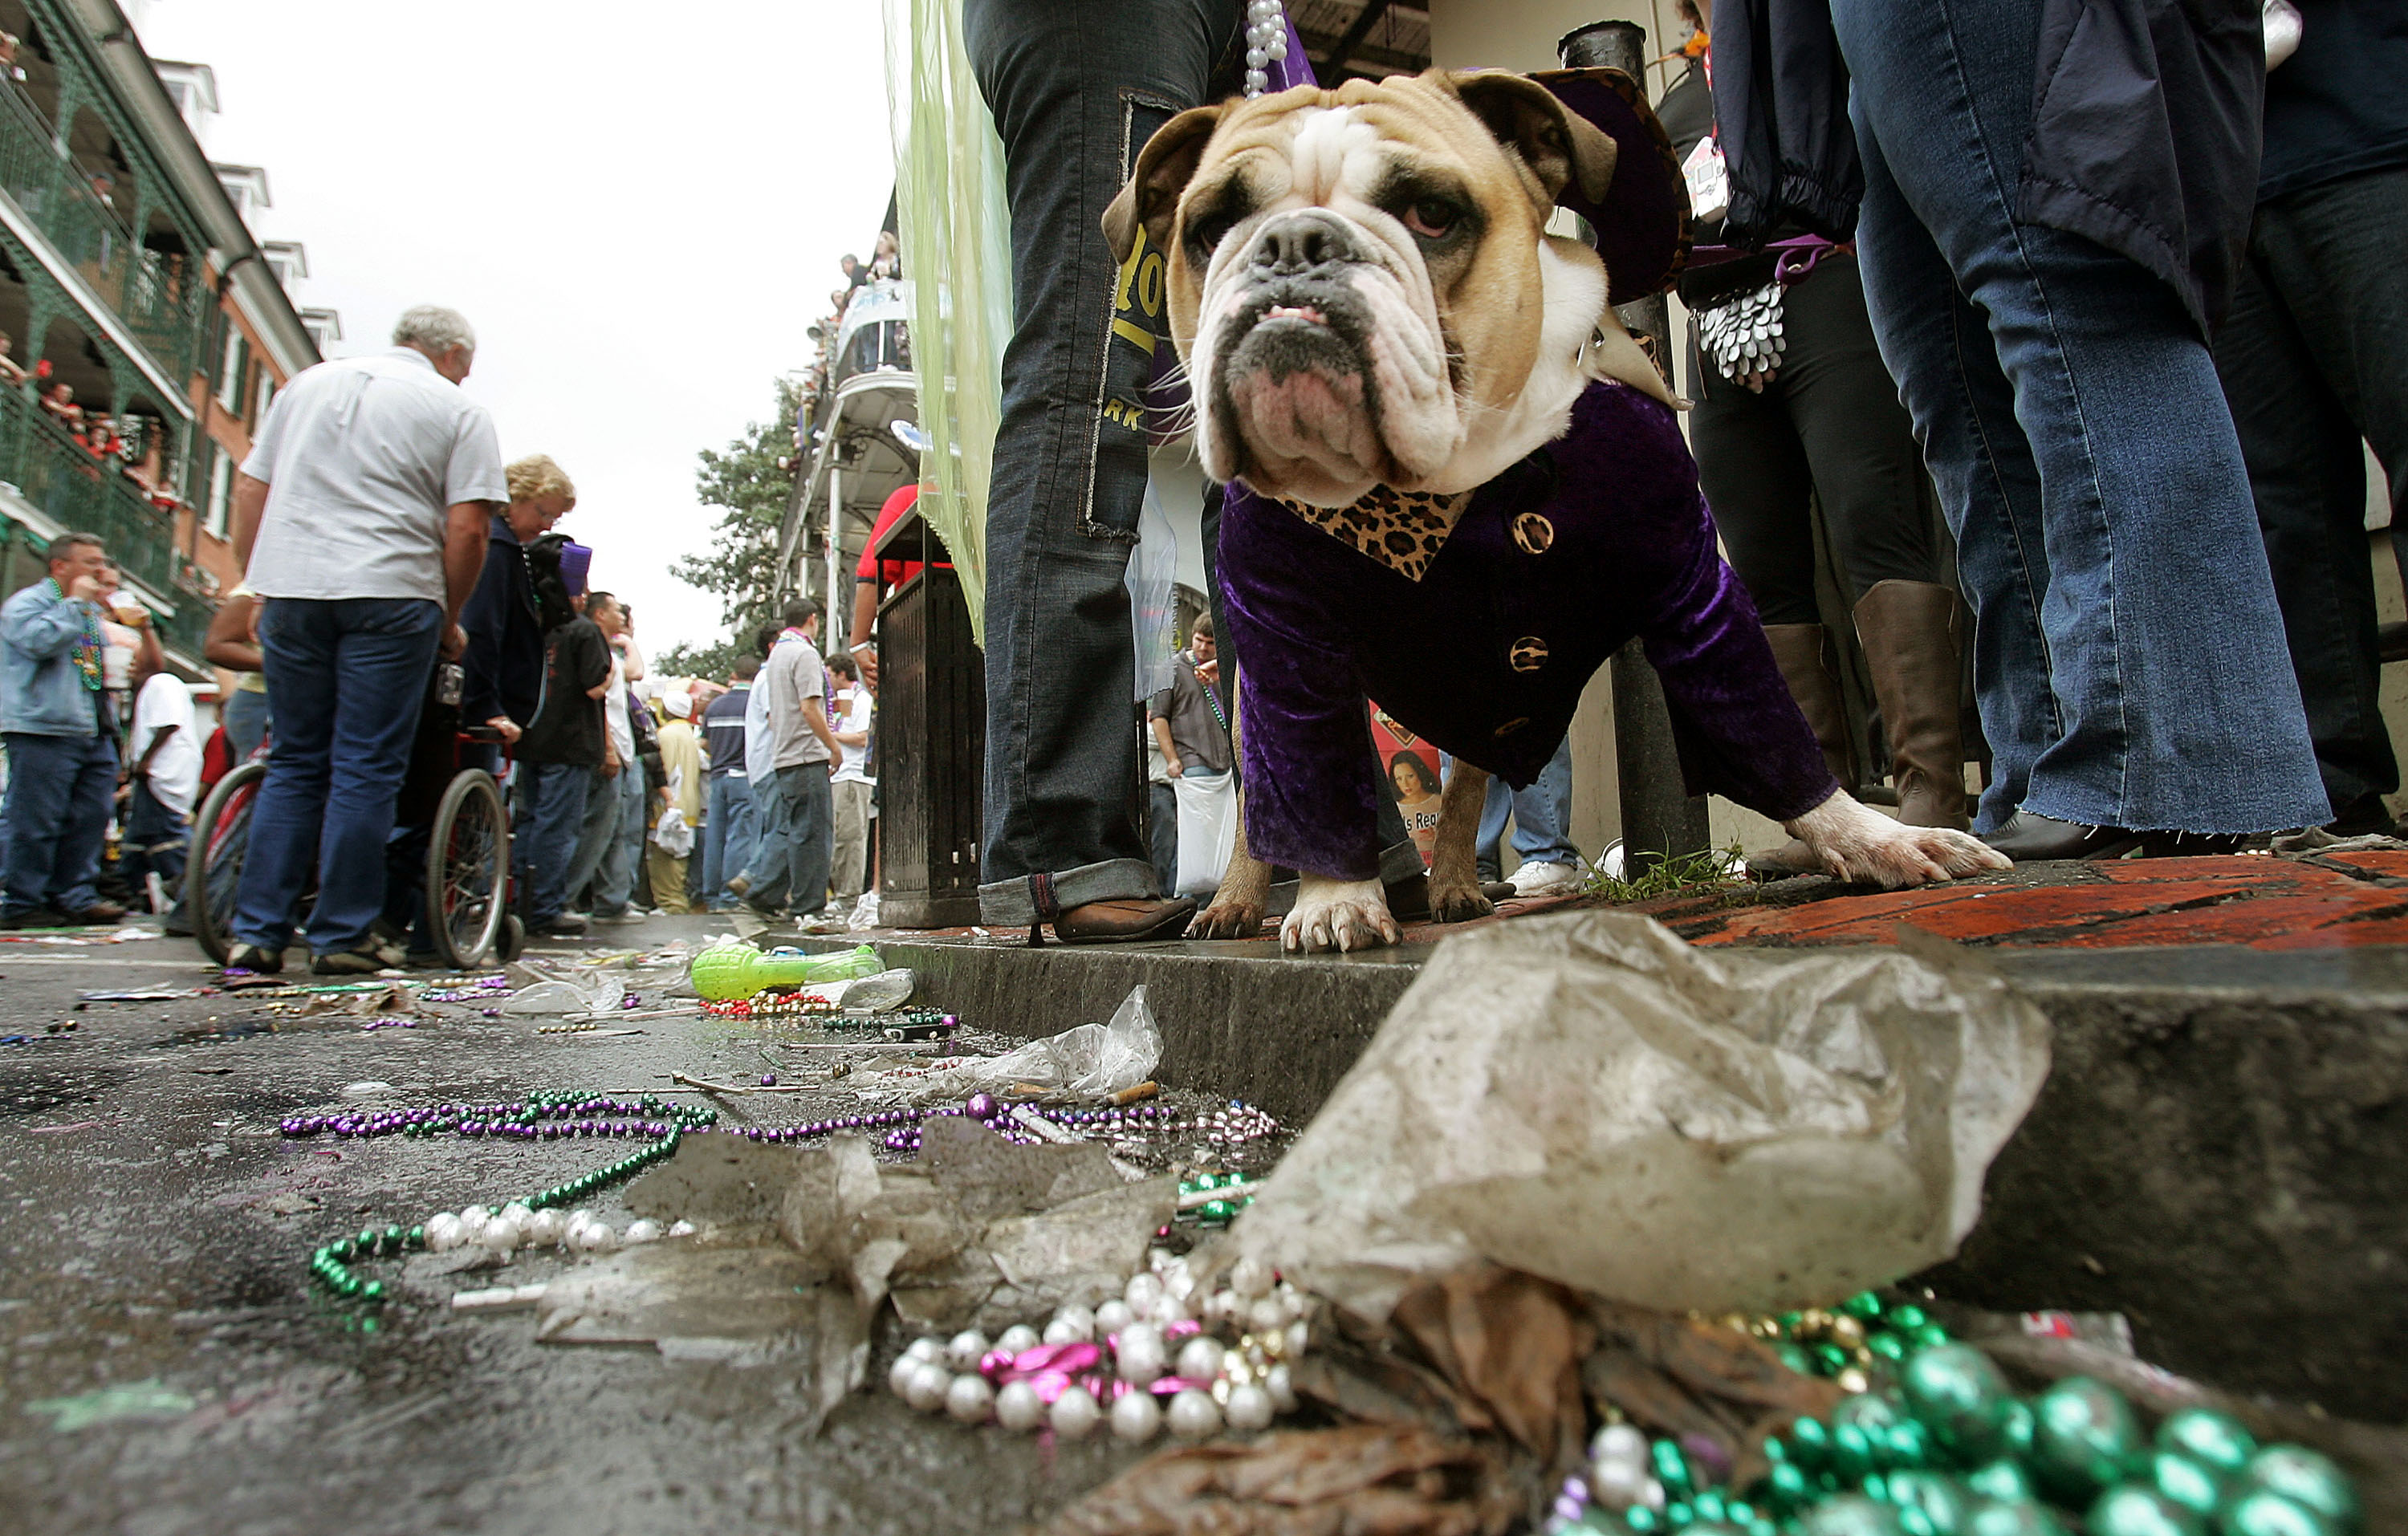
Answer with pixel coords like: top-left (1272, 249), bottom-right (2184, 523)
top-left (187, 721), bottom-right (526, 970)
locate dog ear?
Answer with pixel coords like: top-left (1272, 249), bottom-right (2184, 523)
top-left (1448, 70), bottom-right (1618, 211)
top-left (1103, 104), bottom-right (1226, 264)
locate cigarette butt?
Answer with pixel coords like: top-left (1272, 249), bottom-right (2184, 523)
top-left (451, 1283), bottom-right (547, 1312)
top-left (1109, 1081), bottom-right (1161, 1105)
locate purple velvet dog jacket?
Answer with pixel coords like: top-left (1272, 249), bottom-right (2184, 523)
top-left (1219, 377), bottom-right (1840, 881)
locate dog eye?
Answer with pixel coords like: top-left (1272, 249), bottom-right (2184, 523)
top-left (1186, 212), bottom-right (1236, 257)
top-left (1401, 201), bottom-right (1458, 239)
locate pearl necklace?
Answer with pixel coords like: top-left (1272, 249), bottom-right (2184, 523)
top-left (292, 1091), bottom-right (1279, 1301)
top-left (889, 1251), bottom-right (1308, 1444)
top-left (1243, 0), bottom-right (1290, 98)
top-left (293, 1091), bottom-right (715, 1302)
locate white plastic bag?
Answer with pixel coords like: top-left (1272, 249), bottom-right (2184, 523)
top-left (651, 806), bottom-right (694, 858)
top-left (1233, 912), bottom-right (2051, 1319)
top-left (1126, 478), bottom-right (1180, 703)
top-left (1172, 768), bottom-right (1238, 897)
top-left (856, 985), bottom-right (1163, 1103)
top-left (501, 974), bottom-right (626, 1015)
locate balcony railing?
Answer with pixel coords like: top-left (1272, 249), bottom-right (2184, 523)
top-left (156, 583), bottom-right (212, 662)
top-left (0, 382), bottom-right (180, 593)
top-left (0, 79), bottom-right (205, 388)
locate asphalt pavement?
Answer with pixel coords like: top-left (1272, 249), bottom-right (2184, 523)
top-left (0, 914), bottom-right (1168, 1535)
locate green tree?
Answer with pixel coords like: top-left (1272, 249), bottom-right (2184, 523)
top-left (665, 380), bottom-right (799, 678)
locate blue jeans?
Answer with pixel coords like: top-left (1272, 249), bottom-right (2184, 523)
top-left (702, 773), bottom-right (755, 908)
top-left (222, 686), bottom-right (269, 762)
top-left (1149, 780), bottom-right (1178, 898)
top-left (964, 0), bottom-right (1243, 925)
top-left (234, 597), bottom-right (442, 954)
top-left (1832, 0), bottom-right (2329, 835)
top-left (123, 777), bottom-right (189, 901)
top-left (1475, 734), bottom-right (1578, 880)
top-left (519, 761), bottom-right (594, 925)
top-left (563, 763), bottom-right (640, 914)
top-left (1, 726), bottom-right (116, 915)
top-left (2215, 168), bottom-right (2408, 820)
top-left (743, 762), bottom-right (831, 916)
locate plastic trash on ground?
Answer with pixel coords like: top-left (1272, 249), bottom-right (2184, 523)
top-left (501, 974), bottom-right (625, 1015)
top-left (836, 968), bottom-right (917, 1013)
top-left (687, 941), bottom-right (881, 1002)
top-left (1232, 912), bottom-right (2051, 1319)
top-left (852, 984), bottom-right (1162, 1103)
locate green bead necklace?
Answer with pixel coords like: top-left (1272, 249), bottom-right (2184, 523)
top-left (1556, 1291), bottom-right (2363, 1536)
top-left (298, 1088), bottom-right (714, 1304)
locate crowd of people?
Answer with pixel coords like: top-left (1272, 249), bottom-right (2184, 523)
top-left (0, 304), bottom-right (882, 957)
top-left (0, 530), bottom-right (199, 926)
top-left (0, 332), bottom-right (189, 514)
top-left (6, 2), bottom-right (2401, 953)
top-left (793, 234), bottom-right (905, 435)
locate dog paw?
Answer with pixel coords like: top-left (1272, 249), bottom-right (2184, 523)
top-left (1788, 792), bottom-right (2013, 888)
top-left (1188, 898), bottom-right (1266, 940)
top-left (1426, 878), bottom-right (1496, 924)
top-left (1280, 876), bottom-right (1402, 953)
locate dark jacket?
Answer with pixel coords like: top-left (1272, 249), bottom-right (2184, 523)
top-left (458, 515), bottom-right (545, 729)
top-left (519, 616), bottom-right (610, 767)
top-left (1713, 0), bottom-right (2264, 334)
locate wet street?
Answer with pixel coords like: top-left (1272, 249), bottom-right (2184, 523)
top-left (0, 917), bottom-right (1168, 1535)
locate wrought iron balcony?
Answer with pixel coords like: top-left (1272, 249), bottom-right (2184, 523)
top-left (0, 381), bottom-right (180, 594)
top-left (0, 77), bottom-right (205, 390)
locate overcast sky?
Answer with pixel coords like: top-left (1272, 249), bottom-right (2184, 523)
top-left (128, 0), bottom-right (897, 657)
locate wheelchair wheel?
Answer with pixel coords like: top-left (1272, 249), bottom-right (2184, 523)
top-left (427, 769), bottom-right (507, 969)
top-left (188, 761), bottom-right (266, 965)
top-left (496, 912), bottom-right (526, 963)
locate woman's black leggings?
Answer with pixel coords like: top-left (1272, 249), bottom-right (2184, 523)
top-left (1690, 253), bottom-right (1943, 626)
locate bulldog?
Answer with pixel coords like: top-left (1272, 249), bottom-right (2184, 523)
top-left (1104, 68), bottom-right (2008, 953)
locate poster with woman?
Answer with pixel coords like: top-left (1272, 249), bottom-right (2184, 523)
top-left (1369, 704), bottom-right (1442, 865)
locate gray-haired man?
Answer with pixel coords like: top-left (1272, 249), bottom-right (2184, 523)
top-left (224, 304), bottom-right (507, 974)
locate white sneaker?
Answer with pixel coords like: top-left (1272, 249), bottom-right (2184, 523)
top-left (1507, 860), bottom-right (1583, 897)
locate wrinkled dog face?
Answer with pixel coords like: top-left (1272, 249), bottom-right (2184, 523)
top-left (1104, 71), bottom-right (1621, 508)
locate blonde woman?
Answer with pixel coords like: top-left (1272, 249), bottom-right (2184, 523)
top-left (461, 453), bottom-right (575, 746)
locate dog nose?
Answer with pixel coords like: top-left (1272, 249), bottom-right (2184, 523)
top-left (1250, 211), bottom-right (1359, 277)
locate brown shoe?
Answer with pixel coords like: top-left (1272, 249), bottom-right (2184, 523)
top-left (1053, 896), bottom-right (1198, 945)
top-left (67, 900), bottom-right (126, 924)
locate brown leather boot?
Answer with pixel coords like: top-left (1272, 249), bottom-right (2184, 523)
top-left (1853, 580), bottom-right (1971, 831)
top-left (1763, 624), bottom-right (1856, 788)
top-left (1748, 625), bottom-right (1857, 877)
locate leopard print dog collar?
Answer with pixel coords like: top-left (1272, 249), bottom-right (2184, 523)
top-left (1267, 482), bottom-right (1474, 582)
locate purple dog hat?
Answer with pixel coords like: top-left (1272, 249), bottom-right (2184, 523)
top-left (1524, 65), bottom-right (1693, 306)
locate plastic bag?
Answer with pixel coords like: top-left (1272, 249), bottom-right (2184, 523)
top-left (501, 974), bottom-right (626, 1015)
top-left (651, 806), bottom-right (694, 858)
top-left (1172, 768), bottom-right (1238, 897)
top-left (1231, 912), bottom-right (2051, 1319)
top-left (858, 985), bottom-right (1163, 1103)
top-left (1126, 477), bottom-right (1180, 703)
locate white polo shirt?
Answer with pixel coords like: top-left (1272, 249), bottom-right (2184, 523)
top-left (241, 347), bottom-right (506, 605)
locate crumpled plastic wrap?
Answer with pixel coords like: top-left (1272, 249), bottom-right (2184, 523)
top-left (853, 984), bottom-right (1163, 1103)
top-left (1232, 913), bottom-right (2051, 1319)
top-left (623, 1115), bottom-right (1174, 1336)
